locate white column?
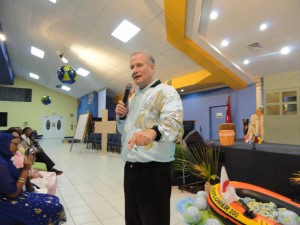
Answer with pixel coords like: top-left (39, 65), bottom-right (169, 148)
top-left (254, 77), bottom-right (263, 108)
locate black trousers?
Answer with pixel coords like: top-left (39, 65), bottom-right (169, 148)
top-left (124, 161), bottom-right (172, 225)
top-left (35, 147), bottom-right (55, 171)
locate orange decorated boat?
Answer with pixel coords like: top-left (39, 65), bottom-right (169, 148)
top-left (207, 167), bottom-right (300, 225)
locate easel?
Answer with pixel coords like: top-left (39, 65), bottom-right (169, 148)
top-left (94, 109), bottom-right (116, 156)
top-left (70, 113), bottom-right (90, 153)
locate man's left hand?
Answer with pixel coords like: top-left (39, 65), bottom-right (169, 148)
top-left (128, 129), bottom-right (156, 150)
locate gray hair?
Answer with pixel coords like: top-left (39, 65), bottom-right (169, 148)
top-left (130, 51), bottom-right (155, 65)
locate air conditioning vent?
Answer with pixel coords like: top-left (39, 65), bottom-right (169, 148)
top-left (247, 42), bottom-right (264, 52)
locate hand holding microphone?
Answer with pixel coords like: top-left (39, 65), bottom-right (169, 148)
top-left (115, 83), bottom-right (132, 118)
top-left (122, 83), bottom-right (132, 105)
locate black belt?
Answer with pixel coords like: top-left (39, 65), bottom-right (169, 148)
top-left (125, 161), bottom-right (171, 168)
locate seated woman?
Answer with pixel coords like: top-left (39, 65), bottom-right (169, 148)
top-left (0, 132), bottom-right (66, 225)
top-left (12, 143), bottom-right (57, 195)
top-left (21, 127), bottom-right (63, 175)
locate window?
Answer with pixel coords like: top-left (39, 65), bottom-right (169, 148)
top-left (266, 90), bottom-right (297, 115)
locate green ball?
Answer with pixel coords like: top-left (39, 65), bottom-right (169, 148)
top-left (41, 96), bottom-right (51, 105)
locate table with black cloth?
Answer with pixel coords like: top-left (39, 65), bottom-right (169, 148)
top-left (222, 142), bottom-right (300, 201)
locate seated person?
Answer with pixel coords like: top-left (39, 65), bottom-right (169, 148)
top-left (0, 132), bottom-right (66, 224)
top-left (12, 141), bottom-right (57, 195)
top-left (245, 106), bottom-right (264, 142)
top-left (21, 127), bottom-right (63, 175)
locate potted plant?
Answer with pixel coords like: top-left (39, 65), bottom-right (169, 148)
top-left (173, 141), bottom-right (220, 192)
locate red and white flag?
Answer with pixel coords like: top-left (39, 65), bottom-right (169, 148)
top-left (226, 94), bottom-right (232, 123)
top-left (220, 166), bottom-right (239, 205)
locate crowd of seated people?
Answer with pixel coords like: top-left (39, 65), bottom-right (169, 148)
top-left (4, 127), bottom-right (61, 195)
top-left (5, 128), bottom-right (58, 195)
top-left (0, 129), bottom-right (66, 224)
top-left (20, 127), bottom-right (63, 175)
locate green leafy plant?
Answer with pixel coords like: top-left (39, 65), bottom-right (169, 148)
top-left (174, 142), bottom-right (220, 183)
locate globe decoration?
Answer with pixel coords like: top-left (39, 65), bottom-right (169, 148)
top-left (205, 218), bottom-right (222, 225)
top-left (194, 196), bottom-right (208, 210)
top-left (277, 210), bottom-right (300, 225)
top-left (196, 191), bottom-right (208, 199)
top-left (41, 96), bottom-right (52, 105)
top-left (57, 65), bottom-right (78, 84)
top-left (184, 206), bottom-right (202, 224)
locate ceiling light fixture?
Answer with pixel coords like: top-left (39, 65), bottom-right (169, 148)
top-left (111, 20), bottom-right (141, 43)
top-left (280, 46), bottom-right (290, 55)
top-left (243, 59), bottom-right (250, 65)
top-left (29, 72), bottom-right (39, 79)
top-left (49, 0), bottom-right (56, 3)
top-left (61, 86), bottom-right (71, 91)
top-left (221, 39), bottom-right (229, 47)
top-left (210, 11), bottom-right (218, 20)
top-left (259, 23), bottom-right (268, 31)
top-left (0, 33), bottom-right (5, 41)
top-left (56, 49), bottom-right (68, 63)
top-left (76, 68), bottom-right (90, 77)
top-left (31, 46), bottom-right (44, 58)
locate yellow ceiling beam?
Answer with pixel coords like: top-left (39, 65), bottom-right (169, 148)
top-left (163, 70), bottom-right (218, 89)
top-left (164, 0), bottom-right (247, 90)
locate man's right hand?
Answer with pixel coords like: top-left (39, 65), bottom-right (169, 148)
top-left (115, 100), bottom-right (128, 118)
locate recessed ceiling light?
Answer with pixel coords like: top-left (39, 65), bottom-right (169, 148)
top-left (259, 23), bottom-right (268, 31)
top-left (61, 57), bottom-right (68, 63)
top-left (210, 11), bottom-right (218, 20)
top-left (29, 72), bottom-right (39, 79)
top-left (49, 0), bottom-right (56, 3)
top-left (0, 33), bottom-right (5, 41)
top-left (76, 68), bottom-right (90, 77)
top-left (61, 86), bottom-right (71, 91)
top-left (31, 46), bottom-right (44, 58)
top-left (243, 59), bottom-right (250, 65)
top-left (111, 20), bottom-right (141, 43)
top-left (280, 46), bottom-right (290, 55)
top-left (221, 39), bottom-right (229, 47)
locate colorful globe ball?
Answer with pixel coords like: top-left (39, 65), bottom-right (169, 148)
top-left (57, 65), bottom-right (78, 84)
top-left (196, 191), bottom-right (208, 199)
top-left (41, 96), bottom-right (51, 105)
top-left (184, 206), bottom-right (202, 224)
top-left (277, 210), bottom-right (300, 225)
top-left (194, 196), bottom-right (208, 210)
top-left (205, 218), bottom-right (222, 225)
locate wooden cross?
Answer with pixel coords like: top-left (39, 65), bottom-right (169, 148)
top-left (94, 109), bottom-right (116, 156)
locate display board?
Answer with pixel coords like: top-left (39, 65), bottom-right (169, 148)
top-left (70, 113), bottom-right (90, 153)
top-left (74, 113), bottom-right (89, 140)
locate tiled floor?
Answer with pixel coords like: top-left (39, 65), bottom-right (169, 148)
top-left (42, 139), bottom-right (195, 225)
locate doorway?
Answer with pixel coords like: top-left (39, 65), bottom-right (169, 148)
top-left (42, 115), bottom-right (66, 139)
top-left (209, 105), bottom-right (227, 140)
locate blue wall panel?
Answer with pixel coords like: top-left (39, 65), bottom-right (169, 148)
top-left (181, 84), bottom-right (256, 140)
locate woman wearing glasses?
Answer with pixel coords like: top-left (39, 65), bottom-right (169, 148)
top-left (0, 132), bottom-right (66, 225)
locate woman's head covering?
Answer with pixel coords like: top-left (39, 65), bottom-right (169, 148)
top-left (0, 132), bottom-right (14, 159)
top-left (0, 132), bottom-right (20, 193)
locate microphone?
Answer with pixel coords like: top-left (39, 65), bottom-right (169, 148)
top-left (122, 83), bottom-right (132, 105)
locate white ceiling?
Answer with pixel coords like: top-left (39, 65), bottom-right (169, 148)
top-left (0, 0), bottom-right (299, 99)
